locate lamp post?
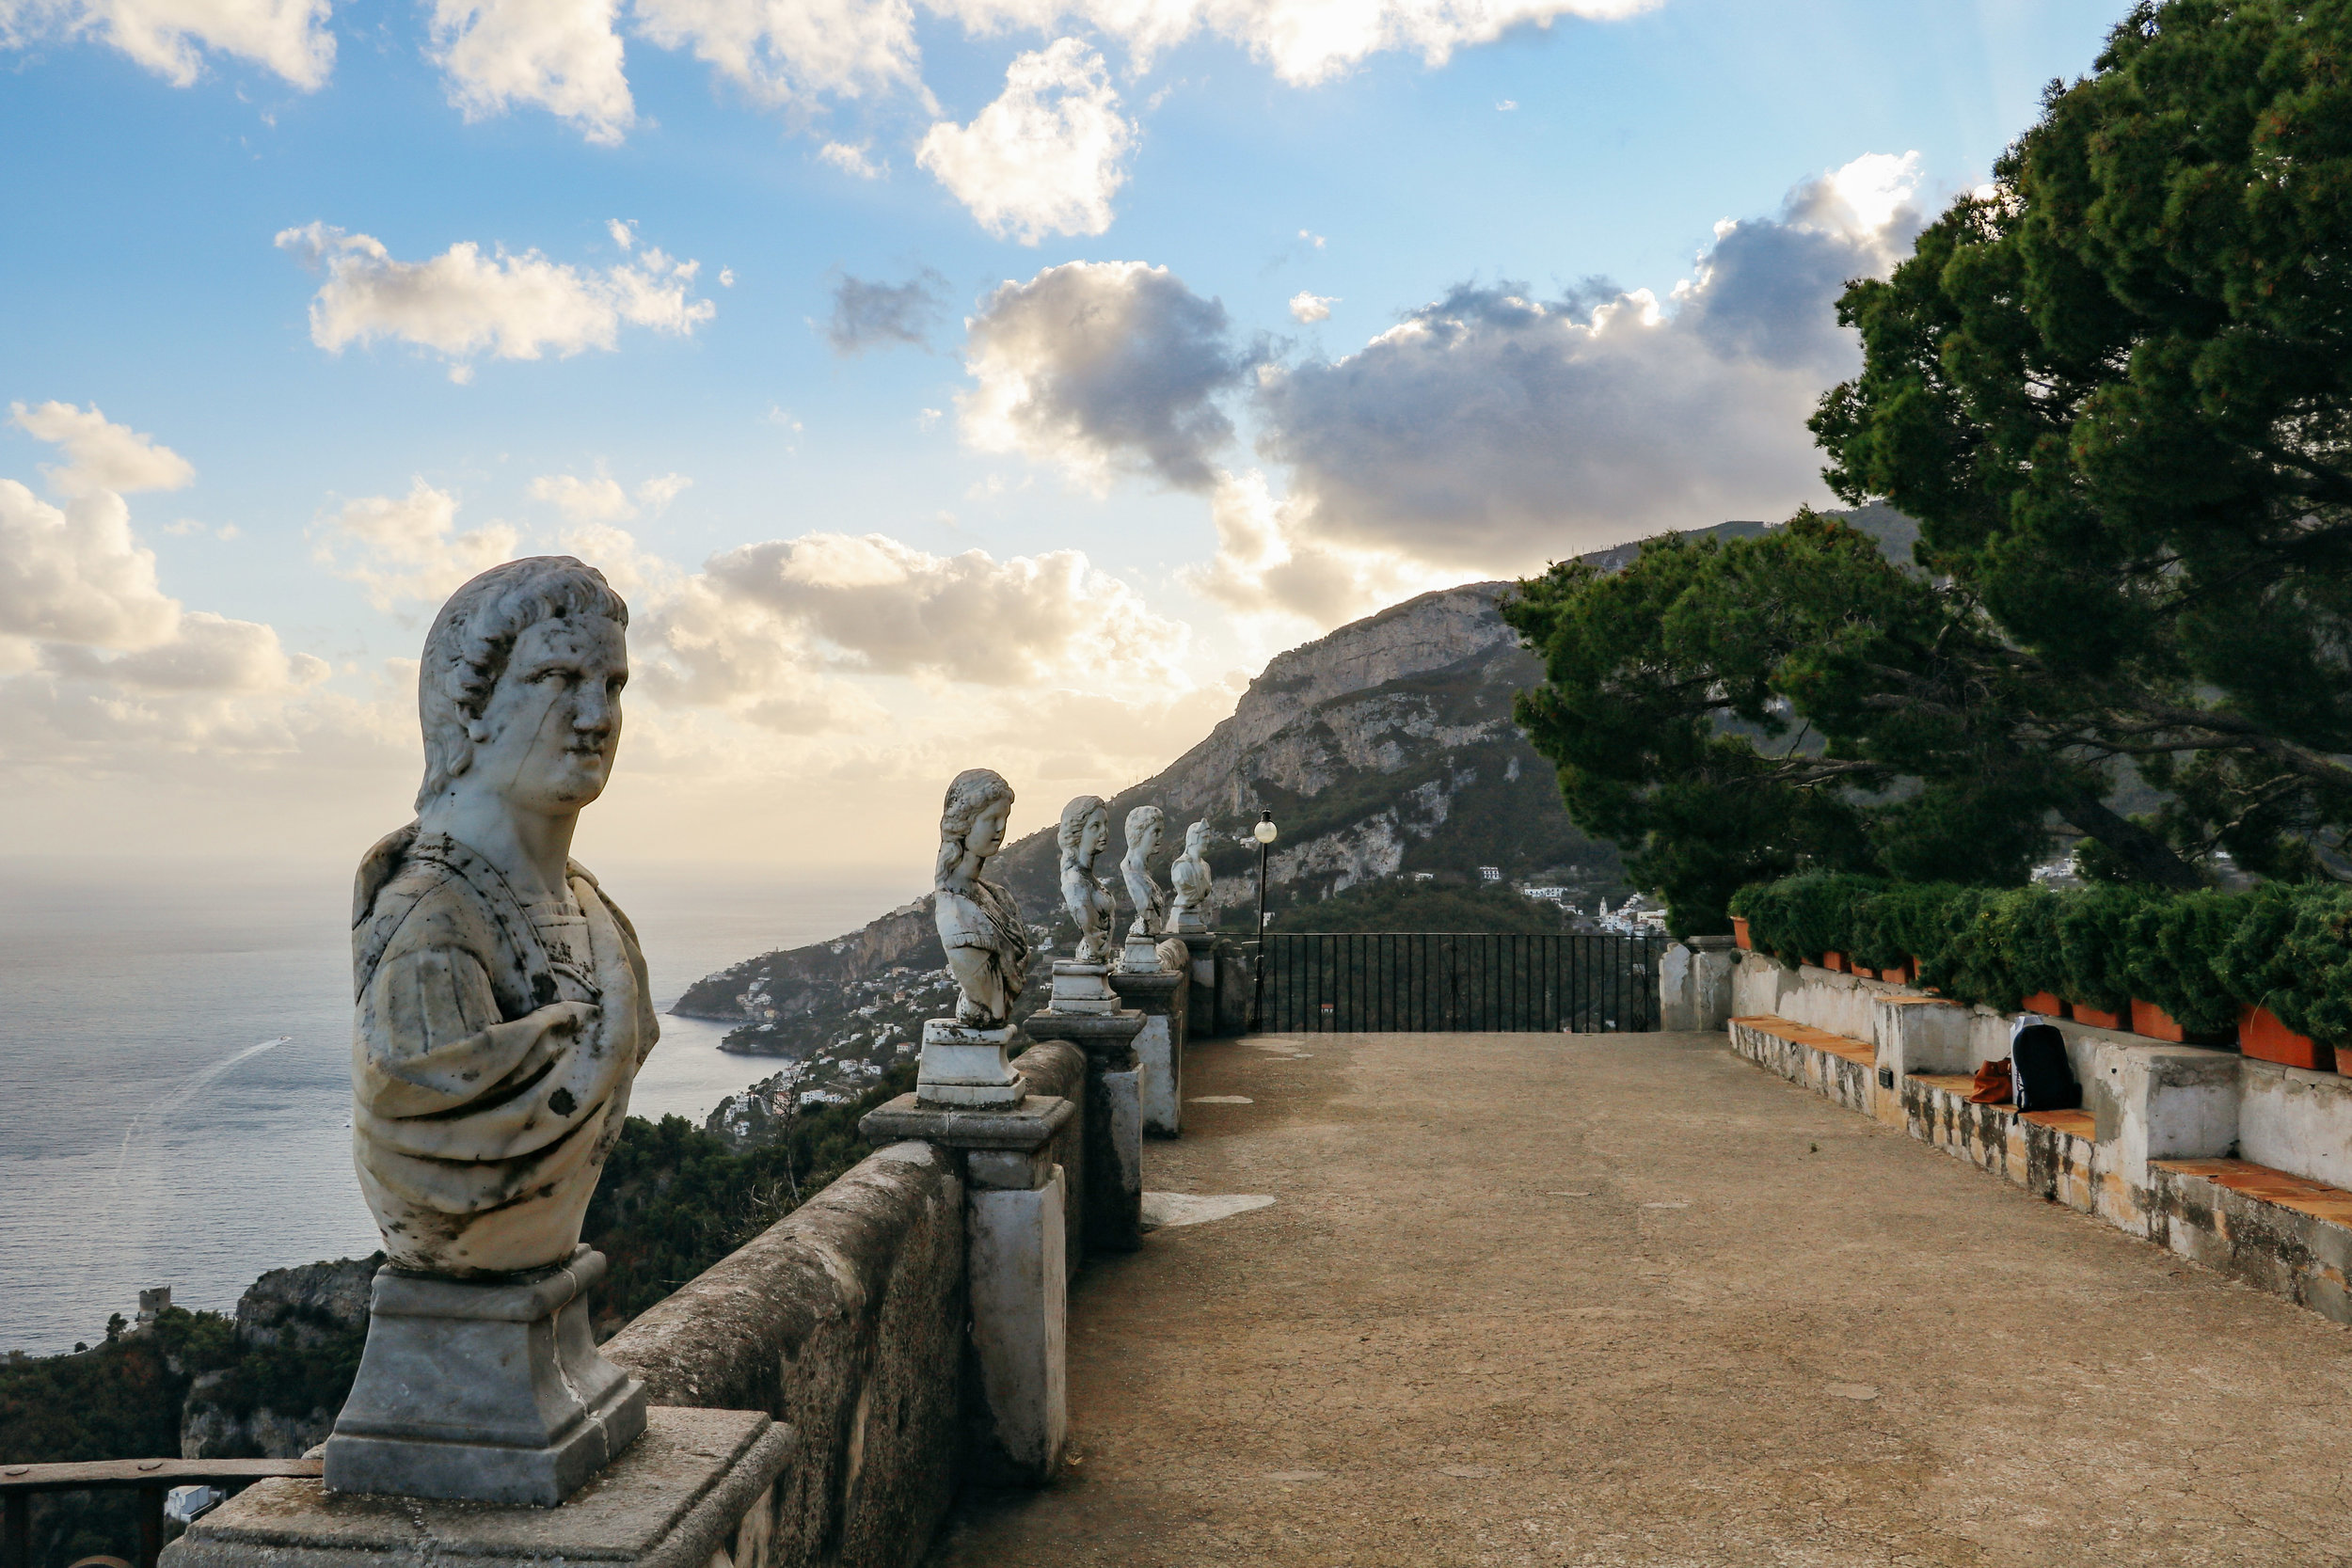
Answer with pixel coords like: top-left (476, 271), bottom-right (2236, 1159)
top-left (1249, 810), bottom-right (1276, 1031)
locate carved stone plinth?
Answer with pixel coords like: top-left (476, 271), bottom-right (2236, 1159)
top-left (859, 1093), bottom-right (1075, 1485)
top-left (1022, 1007), bottom-right (1146, 1252)
top-left (323, 1247), bottom-right (644, 1506)
top-left (167, 1407), bottom-right (787, 1568)
top-left (1047, 959), bottom-right (1120, 1015)
top-left (917, 1019), bottom-right (1024, 1108)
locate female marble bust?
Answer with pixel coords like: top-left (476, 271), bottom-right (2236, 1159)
top-left (1169, 819), bottom-right (1214, 933)
top-left (933, 768), bottom-right (1031, 1027)
top-left (1057, 795), bottom-right (1118, 965)
top-left (349, 557), bottom-right (659, 1278)
top-left (1121, 804), bottom-right (1169, 940)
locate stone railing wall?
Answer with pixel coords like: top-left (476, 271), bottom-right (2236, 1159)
top-left (595, 1032), bottom-right (1094, 1568)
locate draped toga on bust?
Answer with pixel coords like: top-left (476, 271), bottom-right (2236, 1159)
top-left (350, 824), bottom-right (660, 1276)
top-left (935, 874), bottom-right (1031, 1025)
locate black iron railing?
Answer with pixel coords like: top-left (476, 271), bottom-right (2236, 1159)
top-left (1256, 931), bottom-right (1669, 1033)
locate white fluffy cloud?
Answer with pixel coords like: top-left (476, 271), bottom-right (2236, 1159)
top-left (1287, 292), bottom-right (1334, 324)
top-left (631, 0), bottom-right (918, 107)
top-left (430, 0), bottom-right (635, 144)
top-left (0, 0), bottom-right (332, 87)
top-left (10, 401), bottom-right (197, 498)
top-left (0, 404), bottom-right (330, 776)
top-left (529, 469), bottom-right (691, 523)
top-left (657, 531), bottom-right (1190, 700)
top-left (930, 0), bottom-right (1658, 85)
top-left (960, 260), bottom-right (1248, 491)
top-left (1180, 468), bottom-right (1454, 649)
top-left (917, 39), bottom-right (1134, 243)
top-left (312, 480), bottom-right (522, 610)
top-left (275, 223), bottom-right (716, 382)
top-left (1249, 150), bottom-right (1926, 573)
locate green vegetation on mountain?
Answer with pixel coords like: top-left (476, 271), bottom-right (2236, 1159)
top-left (1512, 0), bottom-right (2352, 930)
top-left (1261, 879), bottom-right (1566, 935)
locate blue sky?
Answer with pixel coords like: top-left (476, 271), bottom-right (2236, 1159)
top-left (0, 0), bottom-right (2131, 873)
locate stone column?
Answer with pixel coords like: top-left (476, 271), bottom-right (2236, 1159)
top-left (164, 1408), bottom-right (791, 1568)
top-left (1024, 959), bottom-right (1147, 1252)
top-left (860, 1091), bottom-right (1076, 1485)
top-left (1111, 938), bottom-right (1189, 1138)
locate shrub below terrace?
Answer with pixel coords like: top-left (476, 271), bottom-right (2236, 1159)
top-left (1730, 874), bottom-right (2352, 1041)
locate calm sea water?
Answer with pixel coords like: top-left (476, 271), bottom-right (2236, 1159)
top-left (0, 856), bottom-right (912, 1355)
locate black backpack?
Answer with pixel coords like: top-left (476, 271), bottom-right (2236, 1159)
top-left (2010, 1022), bottom-right (2081, 1112)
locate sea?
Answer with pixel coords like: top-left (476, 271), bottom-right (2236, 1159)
top-left (0, 855), bottom-right (911, 1356)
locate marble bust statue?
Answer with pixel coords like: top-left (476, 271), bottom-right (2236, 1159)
top-left (1169, 819), bottom-right (1214, 935)
top-left (1120, 804), bottom-right (1169, 941)
top-left (331, 556), bottom-right (653, 1506)
top-left (349, 556), bottom-right (658, 1279)
top-left (1057, 795), bottom-right (1118, 965)
top-left (933, 768), bottom-right (1031, 1027)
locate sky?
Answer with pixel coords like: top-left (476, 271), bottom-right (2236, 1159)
top-left (0, 0), bottom-right (2134, 884)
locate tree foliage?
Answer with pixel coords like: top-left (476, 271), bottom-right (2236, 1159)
top-left (1513, 0), bottom-right (2352, 929)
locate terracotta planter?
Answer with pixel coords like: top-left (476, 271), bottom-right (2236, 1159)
top-left (2072, 1002), bottom-right (2126, 1030)
top-left (2128, 998), bottom-right (2233, 1047)
top-left (2020, 992), bottom-right (2070, 1020)
top-left (1822, 951), bottom-right (1845, 973)
top-left (1731, 916), bottom-right (1752, 952)
top-left (1880, 965), bottom-right (1909, 985)
top-left (2239, 1005), bottom-right (2335, 1071)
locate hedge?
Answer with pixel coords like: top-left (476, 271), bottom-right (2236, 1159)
top-left (1726, 874), bottom-right (2352, 1039)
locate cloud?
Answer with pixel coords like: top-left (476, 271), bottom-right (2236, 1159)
top-left (644, 531), bottom-right (1191, 724)
top-left (429, 0), bottom-right (634, 144)
top-left (826, 269), bottom-right (946, 354)
top-left (529, 468), bottom-right (693, 522)
top-left (630, 0), bottom-right (920, 109)
top-left (818, 139), bottom-right (884, 177)
top-left (930, 0), bottom-right (1658, 86)
top-left (0, 0), bottom-right (333, 87)
top-left (275, 223), bottom-right (717, 381)
top-left (1180, 468), bottom-right (1454, 649)
top-left (10, 402), bottom-right (196, 497)
top-left (959, 260), bottom-right (1250, 492)
top-left (1287, 291), bottom-right (1333, 324)
top-left (312, 480), bottom-right (522, 610)
top-left (916, 39), bottom-right (1134, 243)
top-left (0, 405), bottom-right (335, 782)
top-left (1248, 150), bottom-right (1925, 573)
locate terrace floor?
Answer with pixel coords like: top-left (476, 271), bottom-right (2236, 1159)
top-left (925, 1030), bottom-right (2352, 1568)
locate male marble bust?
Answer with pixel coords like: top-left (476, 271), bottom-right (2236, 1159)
top-left (350, 555), bottom-right (658, 1277)
top-left (331, 555), bottom-right (654, 1504)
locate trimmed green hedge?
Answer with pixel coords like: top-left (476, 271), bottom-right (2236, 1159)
top-left (1727, 874), bottom-right (2352, 1039)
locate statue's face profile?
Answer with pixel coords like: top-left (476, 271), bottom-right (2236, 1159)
top-left (967, 798), bottom-right (1012, 860)
top-left (1082, 807), bottom-right (1110, 861)
top-left (1134, 817), bottom-right (1162, 858)
top-left (470, 614), bottom-right (628, 815)
top-left (1186, 822), bottom-right (1207, 853)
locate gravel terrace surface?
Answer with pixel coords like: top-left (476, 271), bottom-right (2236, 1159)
top-left (925, 1029), bottom-right (2352, 1567)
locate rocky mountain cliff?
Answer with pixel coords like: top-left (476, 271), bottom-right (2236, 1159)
top-left (674, 506), bottom-right (1916, 1075)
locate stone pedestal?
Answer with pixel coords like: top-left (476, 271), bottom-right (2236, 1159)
top-left (323, 1247), bottom-right (645, 1507)
top-left (167, 1407), bottom-right (790, 1568)
top-left (918, 1019), bottom-right (1023, 1108)
top-left (860, 1092), bottom-right (1075, 1485)
top-left (1109, 951), bottom-right (1187, 1139)
top-left (1046, 959), bottom-right (1120, 1014)
top-left (1021, 1006), bottom-right (1146, 1252)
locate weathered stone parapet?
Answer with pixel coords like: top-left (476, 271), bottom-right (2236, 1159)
top-left (1009, 1038), bottom-right (1088, 1284)
top-left (858, 1095), bottom-right (1075, 1487)
top-left (1020, 1009), bottom-right (1146, 1252)
top-left (163, 1408), bottom-right (791, 1568)
top-left (1658, 938), bottom-right (1735, 1033)
top-left (1109, 954), bottom-right (1187, 1138)
top-left (601, 1140), bottom-right (965, 1568)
